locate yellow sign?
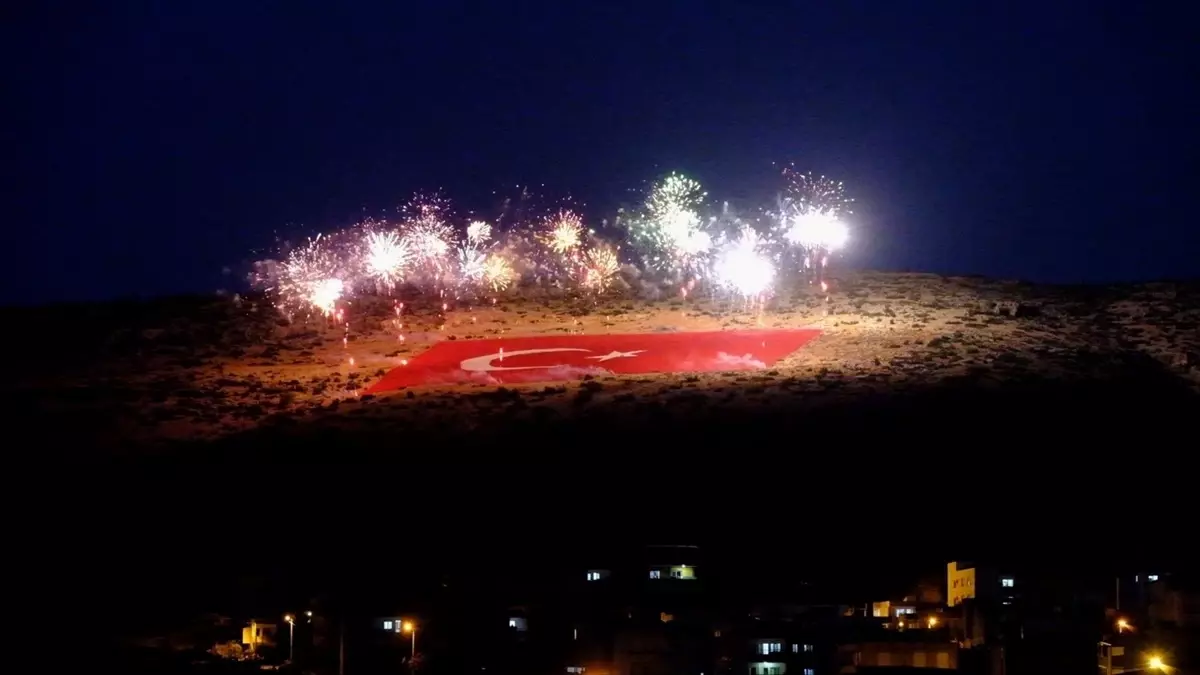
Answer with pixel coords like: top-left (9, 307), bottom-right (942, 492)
top-left (947, 562), bottom-right (976, 607)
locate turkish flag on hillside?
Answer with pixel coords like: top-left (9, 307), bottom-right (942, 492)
top-left (366, 329), bottom-right (821, 393)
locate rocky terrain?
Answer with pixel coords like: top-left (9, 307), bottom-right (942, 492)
top-left (8, 271), bottom-right (1198, 458)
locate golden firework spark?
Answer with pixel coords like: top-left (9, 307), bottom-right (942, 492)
top-left (542, 210), bottom-right (584, 255)
top-left (482, 254), bottom-right (516, 291)
top-left (581, 244), bottom-right (620, 292)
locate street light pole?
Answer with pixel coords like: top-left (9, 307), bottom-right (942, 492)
top-left (284, 615), bottom-right (295, 663)
top-left (401, 621), bottom-right (417, 662)
top-left (404, 621), bottom-right (416, 658)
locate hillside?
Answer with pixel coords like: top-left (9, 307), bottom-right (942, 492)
top-left (8, 272), bottom-right (1199, 457)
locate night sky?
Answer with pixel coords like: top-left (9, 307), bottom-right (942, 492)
top-left (8, 2), bottom-right (1196, 305)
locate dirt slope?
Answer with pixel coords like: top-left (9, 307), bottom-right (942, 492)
top-left (7, 272), bottom-right (1198, 455)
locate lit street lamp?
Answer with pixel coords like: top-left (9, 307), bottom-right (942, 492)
top-left (284, 614), bottom-right (295, 663)
top-left (1127, 655), bottom-right (1170, 674)
top-left (401, 620), bottom-right (417, 659)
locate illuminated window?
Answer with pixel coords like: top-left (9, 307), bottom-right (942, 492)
top-left (650, 570), bottom-right (661, 579)
top-left (804, 670), bottom-right (814, 675)
top-left (668, 565), bottom-right (696, 580)
top-left (804, 645), bottom-right (813, 652)
top-left (792, 644), bottom-right (799, 653)
top-left (757, 642), bottom-right (782, 655)
top-left (1001, 578), bottom-right (1014, 588)
top-left (1147, 575), bottom-right (1159, 582)
top-left (383, 621), bottom-right (393, 630)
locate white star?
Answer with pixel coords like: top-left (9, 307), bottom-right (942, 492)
top-left (586, 349), bottom-right (646, 362)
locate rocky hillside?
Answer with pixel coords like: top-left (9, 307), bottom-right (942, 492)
top-left (7, 272), bottom-right (1198, 456)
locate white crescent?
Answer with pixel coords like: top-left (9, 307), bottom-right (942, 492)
top-left (459, 348), bottom-right (593, 372)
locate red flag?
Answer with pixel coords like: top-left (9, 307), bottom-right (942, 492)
top-left (366, 329), bottom-right (821, 393)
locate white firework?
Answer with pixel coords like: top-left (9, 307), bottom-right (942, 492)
top-left (466, 220), bottom-right (493, 245)
top-left (715, 227), bottom-right (775, 299)
top-left (630, 172), bottom-right (712, 275)
top-left (363, 230), bottom-right (411, 288)
top-left (406, 217), bottom-right (454, 268)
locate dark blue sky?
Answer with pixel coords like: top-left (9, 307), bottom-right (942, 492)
top-left (7, 1), bottom-right (1196, 304)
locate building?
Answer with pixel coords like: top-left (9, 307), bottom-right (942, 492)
top-left (944, 561), bottom-right (1020, 648)
top-left (842, 640), bottom-right (958, 671)
top-left (870, 577), bottom-right (946, 633)
top-left (741, 631), bottom-right (826, 675)
top-left (242, 619), bottom-right (279, 653)
top-left (1146, 574), bottom-right (1199, 629)
top-left (568, 545), bottom-right (709, 675)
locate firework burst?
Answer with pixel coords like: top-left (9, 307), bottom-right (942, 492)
top-left (457, 245), bottom-right (488, 285)
top-left (541, 210), bottom-right (584, 256)
top-left (781, 166), bottom-right (854, 216)
top-left (628, 172), bottom-right (713, 278)
top-left (401, 190), bottom-right (454, 222)
top-left (714, 226), bottom-right (775, 302)
top-left (362, 228), bottom-right (411, 291)
top-left (482, 254), bottom-right (516, 292)
top-left (776, 166), bottom-right (852, 286)
top-left (248, 171), bottom-right (860, 319)
top-left (404, 216), bottom-right (454, 272)
top-left (466, 220), bottom-right (492, 246)
top-left (456, 220), bottom-right (503, 292)
top-left (579, 244), bottom-right (621, 293)
top-left (275, 236), bottom-right (349, 318)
